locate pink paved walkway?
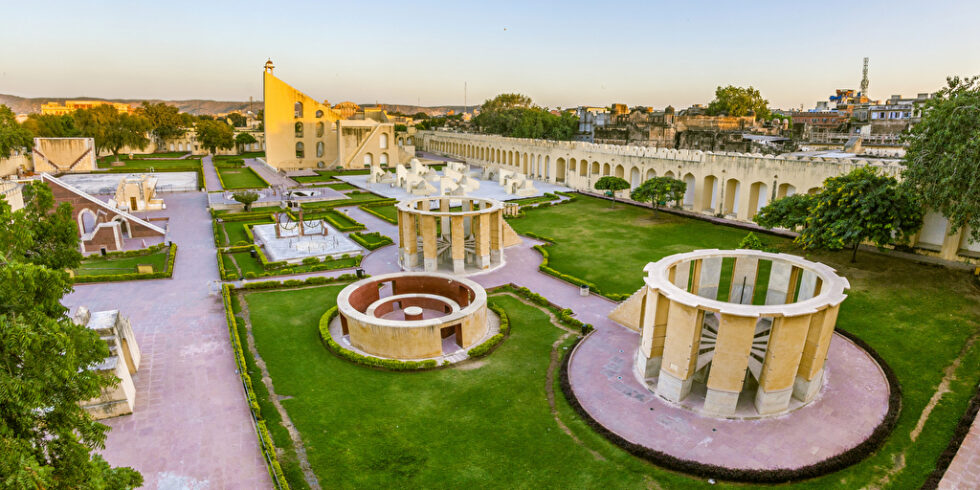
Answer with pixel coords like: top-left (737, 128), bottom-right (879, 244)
top-left (939, 412), bottom-right (980, 489)
top-left (201, 155), bottom-right (222, 192)
top-left (64, 193), bottom-right (270, 488)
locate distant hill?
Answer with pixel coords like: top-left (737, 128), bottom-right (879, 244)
top-left (0, 93), bottom-right (472, 117)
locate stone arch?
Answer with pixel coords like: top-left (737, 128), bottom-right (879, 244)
top-left (316, 122), bottom-right (324, 137)
top-left (747, 181), bottom-right (768, 218)
top-left (579, 159), bottom-right (588, 177)
top-left (315, 109), bottom-right (324, 118)
top-left (615, 164), bottom-right (625, 179)
top-left (591, 161), bottom-right (600, 175)
top-left (664, 170), bottom-right (675, 179)
top-left (363, 153), bottom-right (373, 166)
top-left (380, 153), bottom-right (389, 166)
top-left (629, 166), bottom-right (640, 188)
top-left (380, 133), bottom-right (388, 149)
top-left (295, 122), bottom-right (303, 138)
top-left (556, 158), bottom-right (567, 183)
top-left (683, 173), bottom-right (696, 207)
top-left (169, 143), bottom-right (175, 151)
top-left (602, 163), bottom-right (611, 176)
top-left (646, 168), bottom-right (657, 180)
top-left (316, 141), bottom-right (324, 158)
top-left (702, 175), bottom-right (719, 212)
top-left (544, 156), bottom-right (550, 179)
top-left (724, 178), bottom-right (741, 216)
top-left (111, 216), bottom-right (130, 238)
top-left (294, 101), bottom-right (303, 118)
top-left (807, 187), bottom-right (820, 195)
top-left (776, 183), bottom-right (796, 199)
top-left (295, 142), bottom-right (305, 158)
top-left (78, 208), bottom-right (98, 234)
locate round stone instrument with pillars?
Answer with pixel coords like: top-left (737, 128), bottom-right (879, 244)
top-left (633, 249), bottom-right (849, 417)
top-left (396, 196), bottom-right (509, 274)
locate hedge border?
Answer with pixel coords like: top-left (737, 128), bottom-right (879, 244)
top-left (95, 164), bottom-right (205, 191)
top-left (215, 164), bottom-right (270, 190)
top-left (72, 242), bottom-right (177, 283)
top-left (358, 202), bottom-right (398, 224)
top-left (222, 245), bottom-right (363, 280)
top-left (558, 327), bottom-right (902, 484)
top-left (317, 299), bottom-right (512, 372)
top-left (920, 381), bottom-right (980, 489)
top-left (524, 238), bottom-right (631, 301)
top-left (350, 231), bottom-right (394, 250)
top-left (488, 284), bottom-right (593, 334)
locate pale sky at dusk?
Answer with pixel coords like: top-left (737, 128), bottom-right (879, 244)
top-left (2, 0), bottom-right (978, 110)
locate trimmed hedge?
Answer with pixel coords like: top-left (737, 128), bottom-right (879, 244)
top-left (238, 273), bottom-right (361, 290)
top-left (98, 165), bottom-right (205, 191)
top-left (221, 284), bottom-right (290, 488)
top-left (358, 202), bottom-right (398, 224)
top-left (318, 307), bottom-right (439, 371)
top-left (490, 284), bottom-right (593, 333)
top-left (529, 239), bottom-right (631, 302)
top-left (558, 327), bottom-right (902, 483)
top-left (73, 243), bottom-right (178, 283)
top-left (350, 231), bottom-right (394, 250)
top-left (466, 301), bottom-right (511, 358)
top-left (220, 245), bottom-right (363, 279)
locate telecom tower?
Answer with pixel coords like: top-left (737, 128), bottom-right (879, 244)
top-left (860, 57), bottom-right (869, 97)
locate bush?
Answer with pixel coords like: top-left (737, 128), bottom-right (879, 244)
top-left (739, 232), bottom-right (776, 252)
top-left (73, 243), bottom-right (177, 283)
top-left (302, 257), bottom-right (320, 265)
top-left (350, 231), bottom-right (394, 250)
top-left (244, 271), bottom-right (257, 279)
top-left (318, 307), bottom-right (439, 371)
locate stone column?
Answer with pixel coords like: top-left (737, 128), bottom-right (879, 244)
top-left (696, 256), bottom-right (723, 300)
top-left (764, 261), bottom-right (793, 305)
top-left (421, 215), bottom-right (437, 272)
top-left (637, 289), bottom-right (670, 378)
top-left (450, 215), bottom-right (465, 274)
top-left (736, 183), bottom-right (754, 221)
top-left (755, 314), bottom-right (810, 414)
top-left (703, 313), bottom-right (756, 416)
top-left (728, 256), bottom-right (759, 304)
top-left (475, 213), bottom-right (490, 268)
top-left (657, 301), bottom-right (703, 402)
top-left (402, 211), bottom-right (418, 269)
top-left (439, 198), bottom-right (450, 239)
top-left (489, 210), bottom-right (502, 262)
top-left (794, 304), bottom-right (839, 402)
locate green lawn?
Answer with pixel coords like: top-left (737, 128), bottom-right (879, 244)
top-left (75, 249), bottom-right (169, 276)
top-left (226, 253), bottom-right (359, 279)
top-left (97, 158), bottom-right (201, 171)
top-left (218, 166), bottom-right (269, 189)
top-left (326, 182), bottom-right (357, 191)
top-left (243, 288), bottom-right (706, 489)
top-left (359, 204), bottom-right (398, 223)
top-left (508, 193), bottom-right (980, 488)
top-left (294, 169), bottom-right (371, 183)
top-left (219, 219), bottom-right (274, 247)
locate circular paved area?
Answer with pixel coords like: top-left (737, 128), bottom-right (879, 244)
top-left (567, 325), bottom-right (891, 471)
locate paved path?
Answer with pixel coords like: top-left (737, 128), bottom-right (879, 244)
top-left (64, 193), bottom-right (270, 489)
top-left (939, 410), bottom-right (980, 489)
top-left (201, 155), bottom-right (222, 192)
top-left (247, 158), bottom-right (296, 188)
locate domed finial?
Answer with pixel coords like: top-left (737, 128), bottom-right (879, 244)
top-left (264, 59), bottom-right (275, 74)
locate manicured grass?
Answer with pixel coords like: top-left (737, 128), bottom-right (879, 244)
top-left (359, 204), bottom-right (398, 223)
top-left (293, 169), bottom-right (371, 183)
top-left (510, 193), bottom-right (980, 488)
top-left (243, 288), bottom-right (704, 488)
top-left (217, 166), bottom-right (269, 189)
top-left (229, 251), bottom-right (265, 277)
top-left (227, 253), bottom-right (359, 279)
top-left (349, 231), bottom-right (393, 250)
top-left (75, 249), bottom-right (168, 276)
top-left (97, 158), bottom-right (202, 171)
top-left (220, 219), bottom-right (274, 247)
top-left (301, 191), bottom-right (387, 210)
top-left (326, 182), bottom-right (357, 191)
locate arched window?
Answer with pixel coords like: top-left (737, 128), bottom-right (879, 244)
top-left (398, 138), bottom-right (404, 146)
top-left (380, 133), bottom-right (388, 149)
top-left (296, 142), bottom-right (304, 158)
top-left (317, 161), bottom-right (325, 168)
top-left (380, 153), bottom-right (388, 166)
top-left (363, 153), bottom-right (373, 166)
top-left (407, 137), bottom-right (413, 145)
top-left (315, 109), bottom-right (324, 118)
top-left (316, 142), bottom-right (324, 158)
top-left (316, 122), bottom-right (324, 137)
top-left (295, 122), bottom-right (303, 137)
top-left (294, 101), bottom-right (303, 118)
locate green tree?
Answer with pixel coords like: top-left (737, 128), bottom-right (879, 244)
top-left (0, 105), bottom-right (33, 159)
top-left (471, 94), bottom-right (578, 140)
top-left (706, 85), bottom-right (771, 119)
top-left (630, 176), bottom-right (686, 217)
top-left (0, 187), bottom-right (142, 488)
top-left (481, 93), bottom-right (533, 111)
top-left (902, 75), bottom-right (980, 242)
top-left (234, 132), bottom-right (257, 154)
top-left (195, 119), bottom-right (235, 155)
top-left (74, 105), bottom-right (150, 161)
top-left (231, 190), bottom-right (260, 211)
top-left (21, 113), bottom-right (81, 138)
top-left (594, 176), bottom-right (630, 208)
top-left (753, 193), bottom-right (814, 231)
top-left (136, 102), bottom-right (188, 150)
top-left (226, 112), bottom-right (247, 127)
top-left (780, 167), bottom-right (923, 262)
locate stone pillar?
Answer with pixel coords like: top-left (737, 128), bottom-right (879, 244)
top-left (637, 289), bottom-right (670, 379)
top-left (421, 215), bottom-right (437, 272)
top-left (764, 261), bottom-right (793, 305)
top-left (404, 306), bottom-right (423, 321)
top-left (671, 261), bottom-right (690, 290)
top-left (475, 213), bottom-right (490, 268)
top-left (755, 314), bottom-right (810, 415)
top-left (696, 256), bottom-right (723, 300)
top-left (736, 183), bottom-right (754, 221)
top-left (439, 198), bottom-right (450, 239)
top-left (450, 215), bottom-right (465, 274)
top-left (794, 304), bottom-right (839, 402)
top-left (688, 259), bottom-right (703, 294)
top-left (402, 211), bottom-right (418, 269)
top-left (657, 301), bottom-right (703, 402)
top-left (728, 256), bottom-right (759, 304)
top-left (703, 313), bottom-right (756, 416)
top-left (489, 210), bottom-right (502, 262)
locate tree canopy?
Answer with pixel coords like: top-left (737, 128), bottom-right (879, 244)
top-left (234, 132), bottom-right (257, 154)
top-left (231, 190), bottom-right (260, 211)
top-left (706, 85), bottom-right (771, 119)
top-left (471, 93), bottom-right (578, 140)
top-left (0, 183), bottom-right (142, 488)
top-left (594, 176), bottom-right (629, 207)
top-left (0, 105), bottom-right (33, 159)
top-left (752, 193), bottom-right (814, 231)
top-left (74, 105), bottom-right (150, 161)
top-left (902, 75), bottom-right (980, 242)
top-left (755, 167), bottom-right (923, 261)
top-left (195, 119), bottom-right (235, 155)
top-left (21, 113), bottom-right (81, 139)
top-left (136, 102), bottom-right (188, 148)
top-left (630, 176), bottom-right (686, 215)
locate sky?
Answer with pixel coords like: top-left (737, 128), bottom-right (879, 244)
top-left (1, 0), bottom-right (978, 110)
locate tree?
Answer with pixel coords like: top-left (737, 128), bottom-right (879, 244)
top-left (226, 112), bottom-right (247, 127)
top-left (0, 105), bottom-right (33, 159)
top-left (231, 190), bottom-right (260, 211)
top-left (706, 85), bottom-right (771, 119)
top-left (594, 176), bottom-right (630, 208)
top-left (195, 119), bottom-right (235, 155)
top-left (21, 113), bottom-right (81, 138)
top-left (74, 105), bottom-right (150, 161)
top-left (902, 75), bottom-right (980, 242)
top-left (471, 94), bottom-right (579, 141)
top-left (630, 176), bottom-right (686, 217)
top-left (757, 167), bottom-right (923, 262)
top-left (481, 93), bottom-right (533, 111)
top-left (234, 132), bottom-right (257, 154)
top-left (136, 102), bottom-right (187, 150)
top-left (753, 193), bottom-right (814, 231)
top-left (0, 186), bottom-right (142, 488)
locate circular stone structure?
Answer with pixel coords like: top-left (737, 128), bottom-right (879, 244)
top-left (396, 196), bottom-right (508, 275)
top-left (336, 272), bottom-right (490, 360)
top-left (633, 249), bottom-right (851, 417)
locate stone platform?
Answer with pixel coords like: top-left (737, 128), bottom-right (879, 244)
top-left (566, 325), bottom-right (891, 471)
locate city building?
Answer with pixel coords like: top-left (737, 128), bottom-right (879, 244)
top-left (40, 100), bottom-right (135, 115)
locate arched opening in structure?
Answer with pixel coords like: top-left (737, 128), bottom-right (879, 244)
top-left (747, 181), bottom-right (768, 219)
top-left (316, 142), bottom-right (324, 158)
top-left (169, 143), bottom-right (175, 151)
top-left (316, 122), bottom-right (324, 137)
top-left (630, 167), bottom-right (640, 188)
top-left (807, 187), bottom-right (820, 195)
top-left (683, 173), bottom-right (696, 207)
top-left (380, 134), bottom-right (388, 149)
top-left (315, 109), bottom-right (324, 118)
top-left (777, 183), bottom-right (796, 199)
top-left (294, 101), bottom-right (304, 118)
top-left (556, 158), bottom-right (566, 183)
top-left (78, 208), bottom-right (97, 234)
top-left (702, 175), bottom-right (719, 212)
top-left (295, 142), bottom-right (305, 158)
top-left (111, 216), bottom-right (130, 238)
top-left (544, 156), bottom-right (550, 179)
top-left (380, 153), bottom-right (389, 166)
top-left (363, 153), bottom-right (373, 167)
top-left (646, 168), bottom-right (656, 180)
top-left (295, 122), bottom-right (303, 138)
top-left (724, 179), bottom-right (741, 216)
top-left (602, 163), bottom-right (611, 176)
top-left (664, 170), bottom-right (675, 179)
top-left (615, 164), bottom-right (625, 179)
top-left (591, 162), bottom-right (600, 176)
